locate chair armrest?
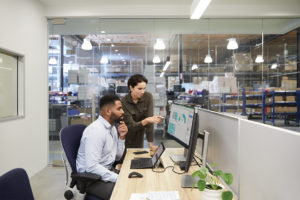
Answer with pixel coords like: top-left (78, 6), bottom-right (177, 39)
top-left (71, 172), bottom-right (101, 182)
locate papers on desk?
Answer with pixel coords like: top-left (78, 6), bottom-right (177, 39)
top-left (129, 191), bottom-right (180, 200)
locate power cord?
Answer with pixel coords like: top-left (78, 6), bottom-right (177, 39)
top-left (152, 165), bottom-right (187, 175)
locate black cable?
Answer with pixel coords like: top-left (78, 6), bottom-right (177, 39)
top-left (193, 156), bottom-right (201, 167)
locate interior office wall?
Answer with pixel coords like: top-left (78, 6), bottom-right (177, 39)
top-left (0, 0), bottom-right (48, 177)
top-left (239, 119), bottom-right (300, 200)
top-left (197, 109), bottom-right (240, 196)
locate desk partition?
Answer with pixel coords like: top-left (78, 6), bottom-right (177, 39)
top-left (197, 109), bottom-right (240, 196)
top-left (197, 108), bottom-right (300, 200)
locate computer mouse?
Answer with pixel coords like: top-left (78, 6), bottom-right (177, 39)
top-left (128, 171), bottom-right (143, 178)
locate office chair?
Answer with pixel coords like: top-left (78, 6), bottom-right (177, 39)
top-left (0, 168), bottom-right (34, 200)
top-left (60, 124), bottom-right (103, 200)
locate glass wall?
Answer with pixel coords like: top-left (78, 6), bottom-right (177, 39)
top-left (48, 18), bottom-right (300, 164)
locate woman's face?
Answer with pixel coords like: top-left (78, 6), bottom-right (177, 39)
top-left (130, 81), bottom-right (147, 99)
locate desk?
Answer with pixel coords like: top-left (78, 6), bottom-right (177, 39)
top-left (110, 148), bottom-right (201, 200)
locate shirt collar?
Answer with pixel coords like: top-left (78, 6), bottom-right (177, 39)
top-left (125, 92), bottom-right (145, 104)
top-left (98, 115), bottom-right (112, 129)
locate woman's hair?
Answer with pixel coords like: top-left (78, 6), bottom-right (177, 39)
top-left (127, 74), bottom-right (148, 89)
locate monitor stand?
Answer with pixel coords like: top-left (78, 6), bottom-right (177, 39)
top-left (181, 175), bottom-right (199, 188)
top-left (169, 148), bottom-right (188, 163)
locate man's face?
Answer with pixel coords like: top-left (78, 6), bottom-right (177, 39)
top-left (109, 100), bottom-right (124, 122)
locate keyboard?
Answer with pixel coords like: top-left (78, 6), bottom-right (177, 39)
top-left (146, 191), bottom-right (180, 200)
top-left (130, 158), bottom-right (153, 169)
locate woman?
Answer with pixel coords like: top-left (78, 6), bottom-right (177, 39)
top-left (121, 74), bottom-right (162, 150)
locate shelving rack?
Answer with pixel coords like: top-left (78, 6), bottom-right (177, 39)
top-left (262, 90), bottom-right (300, 126)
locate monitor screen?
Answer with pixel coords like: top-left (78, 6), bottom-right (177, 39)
top-left (116, 86), bottom-right (129, 94)
top-left (173, 84), bottom-right (182, 92)
top-left (167, 104), bottom-right (195, 148)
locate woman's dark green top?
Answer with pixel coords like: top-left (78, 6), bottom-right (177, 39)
top-left (121, 92), bottom-right (154, 148)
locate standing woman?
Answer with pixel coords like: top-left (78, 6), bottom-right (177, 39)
top-left (121, 74), bottom-right (162, 151)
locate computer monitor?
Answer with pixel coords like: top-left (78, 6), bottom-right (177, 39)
top-left (173, 84), bottom-right (182, 92)
top-left (116, 85), bottom-right (129, 97)
top-left (167, 103), bottom-right (195, 162)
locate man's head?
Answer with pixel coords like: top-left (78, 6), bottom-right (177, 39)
top-left (99, 95), bottom-right (124, 123)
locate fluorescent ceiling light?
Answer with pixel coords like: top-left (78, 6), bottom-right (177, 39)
top-left (271, 63), bottom-right (278, 69)
top-left (111, 44), bottom-right (115, 47)
top-left (163, 61), bottom-right (171, 71)
top-left (160, 72), bottom-right (165, 77)
top-left (100, 56), bottom-right (109, 64)
top-left (191, 64), bottom-right (198, 70)
top-left (163, 56), bottom-right (171, 71)
top-left (101, 31), bottom-right (106, 34)
top-left (255, 55), bottom-right (264, 63)
top-left (227, 38), bottom-right (238, 50)
top-left (190, 0), bottom-right (212, 19)
top-left (204, 54), bottom-right (213, 63)
top-left (49, 57), bottom-right (57, 65)
top-left (81, 38), bottom-right (92, 50)
top-left (152, 55), bottom-right (161, 63)
top-left (154, 39), bottom-right (166, 50)
top-left (114, 49), bottom-right (119, 52)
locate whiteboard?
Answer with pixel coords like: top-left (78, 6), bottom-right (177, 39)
top-left (167, 104), bottom-right (195, 146)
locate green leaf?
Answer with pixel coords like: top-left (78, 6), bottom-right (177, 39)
top-left (192, 171), bottom-right (200, 178)
top-left (222, 173), bottom-right (233, 185)
top-left (222, 191), bottom-right (233, 200)
top-left (198, 166), bottom-right (208, 178)
top-left (197, 179), bottom-right (206, 191)
top-left (210, 163), bottom-right (217, 167)
top-left (215, 170), bottom-right (223, 177)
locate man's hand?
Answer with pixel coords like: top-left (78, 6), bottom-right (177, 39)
top-left (118, 121), bottom-right (128, 140)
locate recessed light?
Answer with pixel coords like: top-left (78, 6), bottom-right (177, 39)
top-left (106, 38), bottom-right (111, 41)
top-left (101, 31), bottom-right (106, 34)
top-left (111, 44), bottom-right (115, 47)
top-left (114, 49), bottom-right (119, 52)
top-left (118, 53), bottom-right (121, 56)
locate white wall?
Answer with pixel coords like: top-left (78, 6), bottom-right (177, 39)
top-left (0, 0), bottom-right (48, 177)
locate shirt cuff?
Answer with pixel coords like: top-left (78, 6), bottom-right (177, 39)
top-left (111, 172), bottom-right (118, 182)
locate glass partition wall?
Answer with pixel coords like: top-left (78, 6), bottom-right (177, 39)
top-left (48, 18), bottom-right (300, 164)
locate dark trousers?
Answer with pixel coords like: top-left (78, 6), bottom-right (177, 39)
top-left (86, 180), bottom-right (115, 200)
top-left (86, 168), bottom-right (119, 200)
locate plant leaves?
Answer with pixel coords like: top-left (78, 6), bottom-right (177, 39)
top-left (197, 179), bottom-right (206, 191)
top-left (222, 173), bottom-right (233, 185)
top-left (192, 171), bottom-right (200, 177)
top-left (215, 170), bottom-right (223, 177)
top-left (222, 191), bottom-right (233, 200)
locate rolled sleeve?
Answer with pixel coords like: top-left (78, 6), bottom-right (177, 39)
top-left (116, 138), bottom-right (125, 161)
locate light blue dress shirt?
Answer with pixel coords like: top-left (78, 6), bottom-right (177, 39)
top-left (76, 116), bottom-right (125, 182)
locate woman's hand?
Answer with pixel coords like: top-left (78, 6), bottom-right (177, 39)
top-left (149, 142), bottom-right (158, 151)
top-left (145, 116), bottom-right (163, 124)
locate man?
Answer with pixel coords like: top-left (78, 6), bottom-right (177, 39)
top-left (76, 94), bottom-right (128, 200)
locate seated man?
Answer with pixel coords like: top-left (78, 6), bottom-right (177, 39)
top-left (76, 94), bottom-right (128, 200)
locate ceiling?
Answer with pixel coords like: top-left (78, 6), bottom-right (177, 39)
top-left (40, 0), bottom-right (300, 18)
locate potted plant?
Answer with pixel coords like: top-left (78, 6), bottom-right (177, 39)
top-left (192, 166), bottom-right (234, 200)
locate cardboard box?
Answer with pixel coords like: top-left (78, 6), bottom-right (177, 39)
top-left (286, 96), bottom-right (295, 102)
top-left (275, 96), bottom-right (283, 102)
top-left (70, 117), bottom-right (92, 126)
top-left (281, 80), bottom-right (297, 90)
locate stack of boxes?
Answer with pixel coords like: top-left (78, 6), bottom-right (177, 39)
top-left (130, 58), bottom-right (144, 73)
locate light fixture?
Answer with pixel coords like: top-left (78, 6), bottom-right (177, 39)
top-left (227, 38), bottom-right (238, 50)
top-left (191, 63), bottom-right (198, 70)
top-left (160, 72), bottom-right (165, 77)
top-left (49, 57), bottom-right (57, 65)
top-left (255, 55), bottom-right (264, 63)
top-left (114, 49), bottom-right (119, 52)
top-left (154, 38), bottom-right (166, 50)
top-left (204, 54), bottom-right (213, 63)
top-left (100, 56), bottom-right (108, 64)
top-left (271, 63), bottom-right (278, 69)
top-left (204, 19), bottom-right (213, 64)
top-left (101, 31), bottom-right (106, 34)
top-left (111, 44), bottom-right (115, 47)
top-left (190, 0), bottom-right (212, 19)
top-left (256, 19), bottom-right (264, 64)
top-left (81, 38), bottom-right (92, 50)
top-left (162, 56), bottom-right (171, 71)
top-left (152, 55), bottom-right (161, 63)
